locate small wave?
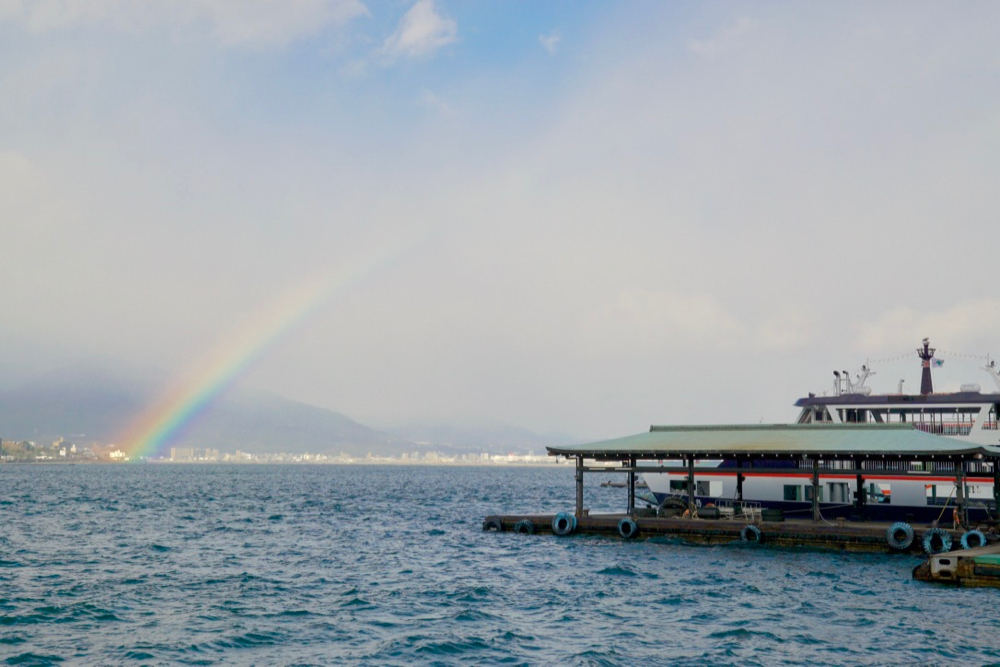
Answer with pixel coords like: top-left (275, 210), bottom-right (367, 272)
top-left (708, 628), bottom-right (781, 642)
top-left (454, 586), bottom-right (491, 603)
top-left (654, 595), bottom-right (687, 606)
top-left (5, 652), bottom-right (65, 665)
top-left (123, 650), bottom-right (156, 660)
top-left (597, 565), bottom-right (637, 577)
top-left (426, 529), bottom-right (446, 536)
top-left (788, 632), bottom-right (828, 645)
top-left (342, 597), bottom-right (371, 608)
top-left (211, 630), bottom-right (283, 649)
top-left (453, 609), bottom-right (497, 623)
top-left (569, 648), bottom-right (619, 665)
top-left (414, 636), bottom-right (490, 656)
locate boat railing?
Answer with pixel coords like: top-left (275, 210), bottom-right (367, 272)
top-left (913, 423), bottom-right (974, 436)
top-left (791, 459), bottom-right (995, 474)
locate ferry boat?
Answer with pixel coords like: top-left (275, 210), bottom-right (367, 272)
top-left (642, 339), bottom-right (1000, 522)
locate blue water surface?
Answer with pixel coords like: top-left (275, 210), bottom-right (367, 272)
top-left (1, 464), bottom-right (997, 666)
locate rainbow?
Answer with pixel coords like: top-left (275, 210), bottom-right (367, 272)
top-left (117, 245), bottom-right (413, 460)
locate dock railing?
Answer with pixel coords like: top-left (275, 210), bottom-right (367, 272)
top-left (738, 501), bottom-right (762, 523)
top-left (715, 498), bottom-right (761, 522)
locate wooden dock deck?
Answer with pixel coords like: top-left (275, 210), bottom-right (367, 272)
top-left (483, 512), bottom-right (982, 556)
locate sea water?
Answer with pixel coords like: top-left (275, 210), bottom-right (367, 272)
top-left (1, 464), bottom-right (998, 666)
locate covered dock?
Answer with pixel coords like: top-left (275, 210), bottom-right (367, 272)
top-left (545, 423), bottom-right (1000, 526)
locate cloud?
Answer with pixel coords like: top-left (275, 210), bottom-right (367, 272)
top-left (200, 0), bottom-right (369, 46)
top-left (856, 300), bottom-right (1000, 355)
top-left (687, 16), bottom-right (756, 58)
top-left (0, 150), bottom-right (32, 182)
top-left (420, 88), bottom-right (458, 117)
top-left (580, 290), bottom-right (814, 355)
top-left (539, 29), bottom-right (560, 55)
top-left (380, 0), bottom-right (456, 60)
top-left (0, 0), bottom-right (22, 20)
top-left (0, 0), bottom-right (370, 46)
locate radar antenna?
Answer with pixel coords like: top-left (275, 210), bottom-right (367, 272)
top-left (854, 364), bottom-right (875, 394)
top-left (983, 358), bottom-right (1000, 393)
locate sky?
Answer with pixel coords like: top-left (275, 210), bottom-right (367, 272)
top-left (2, 1), bottom-right (1000, 440)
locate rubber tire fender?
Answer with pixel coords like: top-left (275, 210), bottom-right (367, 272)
top-left (513, 519), bottom-right (535, 535)
top-left (961, 529), bottom-right (986, 550)
top-left (617, 518), bottom-right (638, 539)
top-left (740, 524), bottom-right (762, 544)
top-left (482, 518), bottom-right (503, 532)
top-left (885, 522), bottom-right (915, 550)
top-left (552, 512), bottom-right (577, 536)
top-left (922, 527), bottom-right (953, 555)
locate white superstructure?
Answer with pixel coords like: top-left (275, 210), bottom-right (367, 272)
top-left (642, 340), bottom-right (1000, 522)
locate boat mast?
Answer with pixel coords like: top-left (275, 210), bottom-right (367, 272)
top-left (917, 338), bottom-right (936, 395)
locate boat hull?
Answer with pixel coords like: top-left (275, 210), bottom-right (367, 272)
top-left (643, 468), bottom-right (995, 524)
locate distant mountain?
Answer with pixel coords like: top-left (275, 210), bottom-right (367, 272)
top-left (0, 367), bottom-right (411, 457)
top-left (172, 387), bottom-right (410, 456)
top-left (384, 421), bottom-right (582, 455)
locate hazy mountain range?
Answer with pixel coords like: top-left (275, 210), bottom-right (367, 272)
top-left (0, 366), bottom-right (579, 457)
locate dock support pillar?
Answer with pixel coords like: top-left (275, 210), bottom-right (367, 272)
top-left (993, 462), bottom-right (1000, 520)
top-left (956, 461), bottom-right (967, 528)
top-left (687, 455), bottom-right (696, 515)
top-left (736, 458), bottom-right (745, 502)
top-left (575, 455), bottom-right (584, 518)
top-left (855, 458), bottom-right (866, 520)
top-left (627, 456), bottom-right (636, 516)
top-left (811, 459), bottom-right (820, 523)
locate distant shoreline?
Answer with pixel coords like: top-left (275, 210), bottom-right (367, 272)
top-left (1, 459), bottom-right (571, 467)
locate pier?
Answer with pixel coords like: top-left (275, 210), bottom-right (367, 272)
top-left (482, 512), bottom-right (966, 555)
top-left (483, 424), bottom-right (1000, 561)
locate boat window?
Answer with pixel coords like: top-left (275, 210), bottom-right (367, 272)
top-left (783, 485), bottom-right (802, 501)
top-left (827, 483), bottom-right (850, 503)
top-left (805, 486), bottom-right (824, 502)
top-left (669, 480), bottom-right (688, 492)
top-left (696, 481), bottom-right (722, 497)
top-left (926, 483), bottom-right (953, 506)
top-left (843, 409), bottom-right (866, 423)
top-left (868, 483), bottom-right (890, 504)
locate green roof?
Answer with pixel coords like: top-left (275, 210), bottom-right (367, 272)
top-left (547, 424), bottom-right (1000, 459)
